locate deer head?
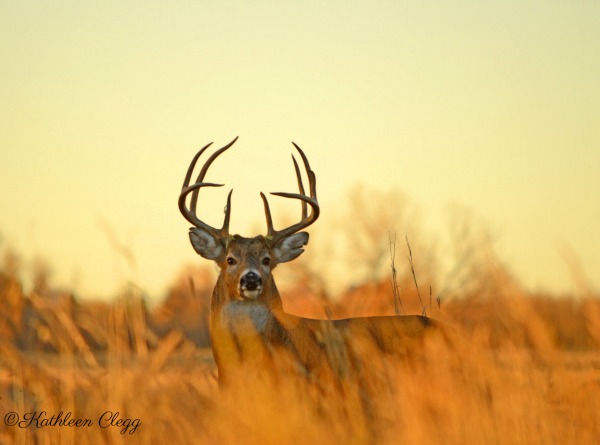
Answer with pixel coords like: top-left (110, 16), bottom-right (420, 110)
top-left (178, 137), bottom-right (320, 307)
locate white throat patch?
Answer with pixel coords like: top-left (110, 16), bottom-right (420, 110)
top-left (240, 289), bottom-right (261, 300)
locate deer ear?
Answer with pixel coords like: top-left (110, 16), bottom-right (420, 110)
top-left (273, 232), bottom-right (309, 264)
top-left (189, 228), bottom-right (223, 261)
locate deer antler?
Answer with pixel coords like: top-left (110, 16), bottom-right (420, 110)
top-left (178, 137), bottom-right (238, 239)
top-left (261, 142), bottom-right (320, 245)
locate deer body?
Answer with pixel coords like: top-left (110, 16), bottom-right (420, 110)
top-left (212, 297), bottom-right (445, 384)
top-left (179, 138), bottom-right (448, 385)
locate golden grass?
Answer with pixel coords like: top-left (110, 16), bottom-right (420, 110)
top-left (1, 254), bottom-right (599, 444)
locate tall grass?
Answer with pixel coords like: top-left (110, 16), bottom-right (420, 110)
top-left (1, 249), bottom-right (599, 444)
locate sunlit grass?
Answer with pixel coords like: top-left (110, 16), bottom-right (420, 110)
top-left (1, 246), bottom-right (599, 444)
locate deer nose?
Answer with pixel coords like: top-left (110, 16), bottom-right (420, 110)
top-left (240, 271), bottom-right (262, 291)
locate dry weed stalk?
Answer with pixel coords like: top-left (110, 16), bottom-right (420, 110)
top-left (405, 234), bottom-right (428, 316)
top-left (388, 232), bottom-right (404, 315)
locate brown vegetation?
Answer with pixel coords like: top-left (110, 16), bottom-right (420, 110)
top-left (1, 240), bottom-right (599, 444)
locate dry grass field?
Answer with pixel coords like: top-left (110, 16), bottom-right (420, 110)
top-left (0, 248), bottom-right (599, 445)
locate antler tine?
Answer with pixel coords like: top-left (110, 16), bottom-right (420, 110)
top-left (293, 141), bottom-right (318, 201)
top-left (292, 155), bottom-right (307, 219)
top-left (262, 142), bottom-right (320, 245)
top-left (181, 142), bottom-right (213, 190)
top-left (190, 136), bottom-right (238, 214)
top-left (260, 192), bottom-right (274, 235)
top-left (179, 137), bottom-right (238, 239)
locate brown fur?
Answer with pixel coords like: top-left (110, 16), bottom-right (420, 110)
top-left (206, 235), bottom-right (450, 386)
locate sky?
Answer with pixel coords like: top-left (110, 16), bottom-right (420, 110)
top-left (1, 1), bottom-right (599, 300)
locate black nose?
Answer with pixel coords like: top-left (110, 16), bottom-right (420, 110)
top-left (240, 272), bottom-right (262, 291)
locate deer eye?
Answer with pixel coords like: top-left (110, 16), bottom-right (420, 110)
top-left (262, 257), bottom-right (271, 266)
top-left (226, 257), bottom-right (237, 266)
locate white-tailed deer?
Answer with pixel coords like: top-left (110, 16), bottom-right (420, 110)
top-left (179, 138), bottom-right (449, 385)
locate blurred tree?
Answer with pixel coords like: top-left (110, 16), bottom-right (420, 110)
top-left (339, 184), bottom-right (422, 286)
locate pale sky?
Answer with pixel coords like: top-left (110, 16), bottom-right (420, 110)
top-left (1, 1), bottom-right (599, 300)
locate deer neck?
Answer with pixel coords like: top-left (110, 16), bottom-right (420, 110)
top-left (209, 273), bottom-right (285, 381)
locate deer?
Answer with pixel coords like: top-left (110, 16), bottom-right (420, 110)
top-left (178, 138), bottom-right (450, 386)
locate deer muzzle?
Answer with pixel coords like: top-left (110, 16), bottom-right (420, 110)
top-left (239, 270), bottom-right (263, 300)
